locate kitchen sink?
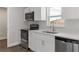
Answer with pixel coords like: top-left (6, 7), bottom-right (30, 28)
top-left (43, 31), bottom-right (58, 34)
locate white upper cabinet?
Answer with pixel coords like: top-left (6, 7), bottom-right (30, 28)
top-left (62, 7), bottom-right (79, 19)
top-left (24, 7), bottom-right (47, 21)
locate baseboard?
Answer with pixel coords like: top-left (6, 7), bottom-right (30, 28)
top-left (7, 41), bottom-right (21, 47)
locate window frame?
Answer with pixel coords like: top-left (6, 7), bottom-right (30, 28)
top-left (46, 7), bottom-right (64, 27)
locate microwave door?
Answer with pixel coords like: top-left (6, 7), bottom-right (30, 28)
top-left (25, 12), bottom-right (34, 21)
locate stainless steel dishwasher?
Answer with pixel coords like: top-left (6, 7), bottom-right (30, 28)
top-left (55, 36), bottom-right (67, 52)
top-left (55, 36), bottom-right (79, 52)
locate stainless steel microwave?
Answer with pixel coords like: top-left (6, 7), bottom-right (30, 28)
top-left (25, 11), bottom-right (34, 21)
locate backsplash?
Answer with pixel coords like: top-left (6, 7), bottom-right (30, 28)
top-left (37, 19), bottom-right (79, 34)
top-left (37, 21), bottom-right (49, 30)
top-left (36, 21), bottom-right (65, 32)
top-left (26, 19), bottom-right (79, 35)
top-left (26, 21), bottom-right (64, 32)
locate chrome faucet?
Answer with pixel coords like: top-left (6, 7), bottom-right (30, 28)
top-left (50, 20), bottom-right (56, 32)
top-left (52, 21), bottom-right (55, 32)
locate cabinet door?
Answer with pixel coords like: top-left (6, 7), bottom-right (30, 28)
top-left (29, 31), bottom-right (38, 51)
top-left (43, 35), bottom-right (55, 52)
top-left (36, 33), bottom-right (55, 52)
top-left (40, 34), bottom-right (55, 52)
top-left (35, 33), bottom-right (42, 52)
top-left (41, 7), bottom-right (47, 21)
top-left (34, 7), bottom-right (46, 21)
top-left (34, 7), bottom-right (41, 21)
top-left (29, 32), bottom-right (45, 52)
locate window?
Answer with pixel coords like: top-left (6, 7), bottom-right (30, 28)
top-left (47, 7), bottom-right (64, 27)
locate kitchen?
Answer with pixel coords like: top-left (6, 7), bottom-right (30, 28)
top-left (1, 0), bottom-right (79, 59)
top-left (22, 7), bottom-right (79, 52)
top-left (0, 7), bottom-right (79, 52)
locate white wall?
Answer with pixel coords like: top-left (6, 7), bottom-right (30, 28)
top-left (62, 7), bottom-right (79, 34)
top-left (0, 8), bottom-right (7, 40)
top-left (62, 7), bottom-right (79, 19)
top-left (7, 7), bottom-right (27, 47)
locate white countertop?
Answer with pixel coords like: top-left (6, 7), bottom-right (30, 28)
top-left (55, 33), bottom-right (79, 40)
top-left (29, 30), bottom-right (79, 40)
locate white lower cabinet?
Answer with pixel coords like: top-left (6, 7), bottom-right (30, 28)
top-left (29, 31), bottom-right (38, 51)
top-left (29, 31), bottom-right (55, 52)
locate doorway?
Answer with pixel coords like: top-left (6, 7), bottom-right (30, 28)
top-left (0, 7), bottom-right (7, 49)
